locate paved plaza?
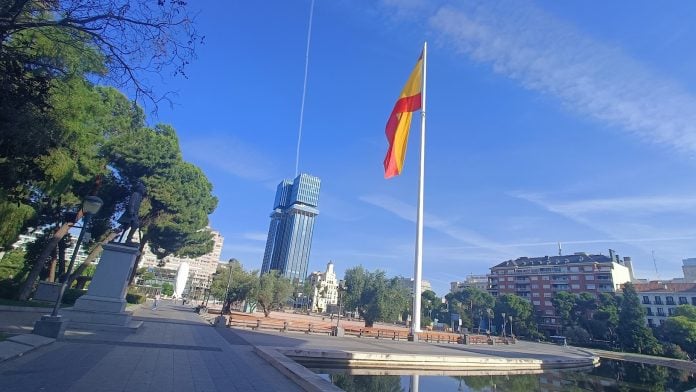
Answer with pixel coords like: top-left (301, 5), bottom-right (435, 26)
top-left (0, 301), bottom-right (626, 392)
top-left (0, 301), bottom-right (302, 392)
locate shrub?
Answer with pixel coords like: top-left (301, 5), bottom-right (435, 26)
top-left (126, 293), bottom-right (146, 304)
top-left (61, 288), bottom-right (86, 305)
top-left (0, 279), bottom-right (21, 299)
top-left (662, 342), bottom-right (690, 360)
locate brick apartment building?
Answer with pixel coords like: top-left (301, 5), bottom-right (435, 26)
top-left (488, 250), bottom-right (634, 334)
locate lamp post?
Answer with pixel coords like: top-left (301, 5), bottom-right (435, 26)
top-left (223, 260), bottom-right (233, 314)
top-left (501, 312), bottom-right (506, 338)
top-left (336, 280), bottom-right (345, 329)
top-left (509, 315), bottom-right (513, 337)
top-left (51, 196), bottom-right (103, 317)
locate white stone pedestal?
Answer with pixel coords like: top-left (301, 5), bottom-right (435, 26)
top-left (64, 243), bottom-right (143, 332)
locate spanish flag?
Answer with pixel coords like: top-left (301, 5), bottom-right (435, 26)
top-left (383, 52), bottom-right (424, 179)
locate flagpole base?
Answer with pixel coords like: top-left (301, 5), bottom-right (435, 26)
top-left (407, 333), bottom-right (419, 342)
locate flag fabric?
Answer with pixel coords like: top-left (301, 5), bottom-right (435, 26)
top-left (383, 52), bottom-right (424, 179)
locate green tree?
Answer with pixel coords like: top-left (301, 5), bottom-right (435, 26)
top-left (161, 282), bottom-right (173, 296)
top-left (552, 291), bottom-right (578, 329)
top-left (209, 259), bottom-right (258, 313)
top-left (343, 266), bottom-right (409, 327)
top-left (256, 271), bottom-right (292, 317)
top-left (617, 282), bottom-right (662, 355)
top-left (446, 287), bottom-right (495, 331)
top-left (0, 0), bottom-right (201, 104)
top-left (494, 294), bottom-right (540, 338)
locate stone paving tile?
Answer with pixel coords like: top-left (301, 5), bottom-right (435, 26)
top-left (0, 302), bottom-right (304, 392)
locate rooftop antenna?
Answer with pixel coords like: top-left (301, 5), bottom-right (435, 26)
top-left (652, 250), bottom-right (660, 280)
top-left (557, 242), bottom-right (562, 256)
top-left (294, 0), bottom-right (315, 177)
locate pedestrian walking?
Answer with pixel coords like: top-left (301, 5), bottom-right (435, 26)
top-left (152, 293), bottom-right (160, 310)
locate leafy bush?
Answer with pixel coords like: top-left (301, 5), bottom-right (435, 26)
top-left (126, 293), bottom-right (146, 304)
top-left (662, 342), bottom-right (689, 360)
top-left (61, 288), bottom-right (86, 305)
top-left (0, 278), bottom-right (21, 299)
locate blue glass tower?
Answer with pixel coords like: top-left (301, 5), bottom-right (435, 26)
top-left (261, 173), bottom-right (321, 283)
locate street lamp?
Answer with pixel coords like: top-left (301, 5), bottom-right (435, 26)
top-left (501, 312), bottom-right (506, 337)
top-left (222, 260), bottom-right (233, 314)
top-left (336, 280), bottom-right (345, 330)
top-left (509, 315), bottom-right (513, 337)
top-left (51, 196), bottom-right (103, 317)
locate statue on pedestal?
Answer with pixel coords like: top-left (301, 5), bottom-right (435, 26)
top-left (116, 181), bottom-right (146, 245)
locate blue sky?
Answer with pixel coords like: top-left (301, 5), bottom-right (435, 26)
top-left (149, 0), bottom-right (696, 296)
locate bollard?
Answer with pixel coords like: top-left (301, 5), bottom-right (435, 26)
top-left (255, 319), bottom-right (261, 330)
top-left (377, 330), bottom-right (381, 339)
top-left (359, 329), bottom-right (363, 338)
top-left (283, 321), bottom-right (288, 332)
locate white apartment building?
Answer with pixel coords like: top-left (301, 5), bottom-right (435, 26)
top-left (634, 282), bottom-right (696, 328)
top-left (139, 229), bottom-right (223, 295)
top-left (451, 275), bottom-right (489, 293)
top-left (308, 261), bottom-right (338, 313)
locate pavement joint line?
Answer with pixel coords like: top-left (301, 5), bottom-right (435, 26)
top-left (62, 338), bottom-right (223, 351)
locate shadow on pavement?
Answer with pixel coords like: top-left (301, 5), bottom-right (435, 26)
top-left (216, 327), bottom-right (310, 348)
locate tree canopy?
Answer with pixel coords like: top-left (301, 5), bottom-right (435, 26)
top-left (342, 266), bottom-right (410, 327)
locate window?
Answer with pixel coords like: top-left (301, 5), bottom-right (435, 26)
top-left (571, 275), bottom-right (579, 280)
top-left (530, 276), bottom-right (539, 281)
top-left (586, 275), bottom-right (595, 281)
top-left (531, 284), bottom-right (539, 289)
top-left (692, 297), bottom-right (696, 306)
top-left (647, 319), bottom-right (654, 327)
top-left (545, 309), bottom-right (554, 315)
top-left (660, 319), bottom-right (665, 325)
top-left (586, 284), bottom-right (596, 290)
top-left (543, 284), bottom-right (551, 289)
top-left (532, 292), bottom-right (540, 297)
top-left (533, 301), bottom-right (540, 306)
top-left (570, 267), bottom-right (579, 272)
top-left (542, 276), bottom-right (550, 281)
top-left (654, 296), bottom-right (663, 305)
top-left (657, 308), bottom-right (665, 316)
top-left (646, 308), bottom-right (653, 316)
top-left (666, 296), bottom-right (675, 305)
top-left (507, 277), bottom-right (514, 281)
top-left (679, 297), bottom-right (688, 305)
top-left (544, 292), bottom-right (551, 297)
top-left (668, 308), bottom-right (675, 316)
top-left (642, 296), bottom-right (650, 304)
top-left (545, 301), bottom-right (552, 306)
top-left (571, 284), bottom-right (580, 289)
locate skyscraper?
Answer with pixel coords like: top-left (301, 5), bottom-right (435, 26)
top-left (261, 173), bottom-right (321, 283)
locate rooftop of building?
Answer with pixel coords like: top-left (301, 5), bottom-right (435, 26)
top-left (633, 281), bottom-right (696, 293)
top-left (492, 253), bottom-right (616, 269)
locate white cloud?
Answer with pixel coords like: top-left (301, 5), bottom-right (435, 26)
top-left (359, 194), bottom-right (519, 257)
top-left (181, 135), bottom-right (277, 181)
top-left (242, 232), bottom-right (268, 241)
top-left (429, 1), bottom-right (696, 155)
top-left (513, 192), bottom-right (696, 216)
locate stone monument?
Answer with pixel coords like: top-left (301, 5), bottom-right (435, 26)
top-left (65, 183), bottom-right (147, 332)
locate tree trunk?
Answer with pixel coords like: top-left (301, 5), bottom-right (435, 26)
top-left (127, 233), bottom-right (149, 285)
top-left (47, 251), bottom-right (57, 283)
top-left (65, 231), bottom-right (118, 288)
top-left (57, 237), bottom-right (67, 281)
top-left (17, 211), bottom-right (83, 300)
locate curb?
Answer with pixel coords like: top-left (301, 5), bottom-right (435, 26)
top-left (254, 346), bottom-right (343, 392)
top-left (0, 305), bottom-right (54, 313)
top-left (0, 334), bottom-right (55, 363)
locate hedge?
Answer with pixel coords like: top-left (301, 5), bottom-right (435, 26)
top-left (126, 293), bottom-right (146, 304)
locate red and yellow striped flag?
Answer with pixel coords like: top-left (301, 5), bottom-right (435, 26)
top-left (383, 52), bottom-right (424, 179)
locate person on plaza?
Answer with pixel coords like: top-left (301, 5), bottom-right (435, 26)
top-left (152, 293), bottom-right (160, 310)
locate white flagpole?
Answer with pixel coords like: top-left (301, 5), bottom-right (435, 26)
top-left (411, 41), bottom-right (427, 338)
